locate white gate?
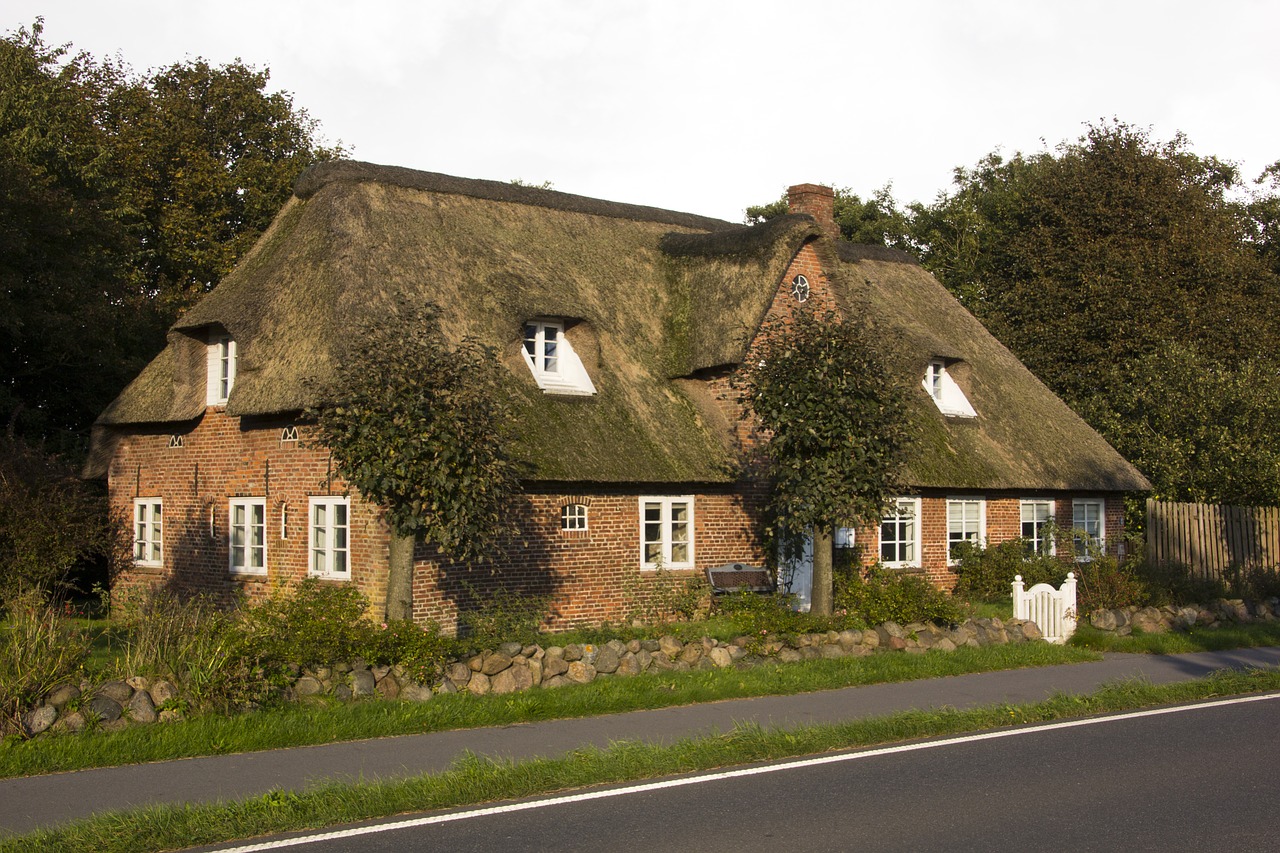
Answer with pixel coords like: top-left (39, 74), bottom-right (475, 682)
top-left (1011, 572), bottom-right (1078, 644)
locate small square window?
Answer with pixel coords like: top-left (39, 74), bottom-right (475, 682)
top-left (561, 503), bottom-right (588, 532)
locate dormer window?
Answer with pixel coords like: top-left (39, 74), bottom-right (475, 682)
top-left (521, 318), bottom-right (596, 396)
top-left (923, 359), bottom-right (976, 418)
top-left (206, 334), bottom-right (237, 406)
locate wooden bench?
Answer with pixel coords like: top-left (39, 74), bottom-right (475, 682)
top-left (705, 562), bottom-right (774, 595)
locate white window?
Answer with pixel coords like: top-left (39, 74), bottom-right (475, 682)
top-left (229, 498), bottom-right (267, 575)
top-left (133, 499), bottom-right (163, 567)
top-left (880, 497), bottom-right (921, 568)
top-left (1021, 500), bottom-right (1055, 555)
top-left (640, 496), bottom-right (694, 569)
top-left (521, 319), bottom-right (596, 396)
top-left (947, 498), bottom-right (985, 561)
top-left (1072, 499), bottom-right (1106, 560)
top-left (561, 503), bottom-right (588, 532)
top-left (206, 334), bottom-right (237, 405)
top-left (923, 359), bottom-right (976, 418)
top-left (309, 496), bottom-right (350, 579)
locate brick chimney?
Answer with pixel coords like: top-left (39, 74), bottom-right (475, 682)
top-left (787, 183), bottom-right (838, 239)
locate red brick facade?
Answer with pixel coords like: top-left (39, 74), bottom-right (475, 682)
top-left (106, 232), bottom-right (1132, 629)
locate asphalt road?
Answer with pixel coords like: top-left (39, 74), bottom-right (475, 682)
top-left (212, 693), bottom-right (1280, 852)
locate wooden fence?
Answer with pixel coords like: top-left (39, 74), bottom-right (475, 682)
top-left (1146, 499), bottom-right (1280, 579)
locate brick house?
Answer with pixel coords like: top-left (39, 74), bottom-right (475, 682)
top-left (84, 162), bottom-right (1150, 630)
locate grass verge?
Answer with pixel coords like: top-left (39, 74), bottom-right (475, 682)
top-left (1069, 620), bottom-right (1280, 654)
top-left (5, 667), bottom-right (1279, 853)
top-left (0, 642), bottom-right (1096, 779)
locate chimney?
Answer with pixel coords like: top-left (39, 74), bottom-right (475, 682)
top-left (787, 183), bottom-right (838, 239)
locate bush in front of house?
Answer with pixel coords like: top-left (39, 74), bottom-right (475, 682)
top-left (358, 619), bottom-right (457, 685)
top-left (835, 564), bottom-right (963, 627)
top-left (246, 578), bottom-right (373, 667)
top-left (951, 539), bottom-right (1064, 603)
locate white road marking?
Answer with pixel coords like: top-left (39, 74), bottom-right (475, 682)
top-left (214, 691), bottom-right (1280, 851)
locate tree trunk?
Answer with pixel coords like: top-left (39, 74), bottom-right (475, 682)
top-left (810, 528), bottom-right (834, 616)
top-left (385, 531), bottom-right (415, 622)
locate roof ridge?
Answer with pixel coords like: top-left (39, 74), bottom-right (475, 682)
top-left (295, 161), bottom-right (737, 232)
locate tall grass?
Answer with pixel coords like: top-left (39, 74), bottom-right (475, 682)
top-left (0, 597), bottom-right (89, 736)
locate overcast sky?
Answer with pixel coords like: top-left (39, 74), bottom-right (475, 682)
top-left (9, 1), bottom-right (1279, 222)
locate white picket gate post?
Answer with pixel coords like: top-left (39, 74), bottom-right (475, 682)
top-left (1012, 572), bottom-right (1078, 644)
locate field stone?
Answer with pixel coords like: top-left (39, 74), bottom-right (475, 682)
top-left (434, 679), bottom-right (458, 695)
top-left (1021, 621), bottom-right (1043, 642)
top-left (566, 661), bottom-right (596, 684)
top-left (467, 673), bottom-right (491, 695)
top-left (593, 645), bottom-right (620, 674)
top-left (22, 705), bottom-right (58, 737)
top-left (331, 684), bottom-right (353, 702)
top-left (708, 647), bottom-right (734, 667)
top-left (371, 664), bottom-right (391, 681)
top-left (294, 676), bottom-right (324, 697)
top-left (615, 652), bottom-right (642, 677)
top-left (542, 655), bottom-right (568, 678)
top-left (499, 641), bottom-right (524, 657)
top-left (100, 718), bottom-right (131, 733)
top-left (481, 652), bottom-right (513, 676)
top-left (126, 675), bottom-right (151, 692)
top-left (562, 644), bottom-right (583, 662)
top-left (97, 680), bottom-right (133, 704)
top-left (149, 679), bottom-right (179, 707)
top-left (127, 689), bottom-right (157, 724)
top-left (401, 683), bottom-right (433, 702)
top-left (447, 662), bottom-right (472, 686)
top-left (350, 670), bottom-right (376, 696)
top-left (375, 676), bottom-right (400, 699)
top-left (53, 710), bottom-right (87, 733)
top-left (86, 696), bottom-right (122, 723)
top-left (658, 636), bottom-right (682, 657)
top-left (491, 663), bottom-right (533, 694)
top-left (45, 683), bottom-right (80, 710)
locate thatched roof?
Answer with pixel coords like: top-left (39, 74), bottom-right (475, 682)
top-left (88, 161), bottom-right (1148, 492)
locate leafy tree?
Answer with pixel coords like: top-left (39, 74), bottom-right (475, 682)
top-left (745, 185), bottom-right (913, 249)
top-left (0, 20), bottom-right (342, 450)
top-left (910, 122), bottom-right (1280, 409)
top-left (107, 58), bottom-right (345, 315)
top-left (311, 301), bottom-right (522, 621)
top-left (744, 306), bottom-right (912, 615)
top-left (1083, 344), bottom-right (1280, 505)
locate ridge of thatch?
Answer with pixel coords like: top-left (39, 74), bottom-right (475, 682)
top-left (840, 251), bottom-right (1151, 492)
top-left (295, 161), bottom-right (736, 232)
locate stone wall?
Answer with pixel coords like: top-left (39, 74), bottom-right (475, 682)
top-left (17, 615), bottom-right (1043, 739)
top-left (1087, 598), bottom-right (1280, 635)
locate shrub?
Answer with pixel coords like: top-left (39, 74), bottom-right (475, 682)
top-left (359, 620), bottom-right (456, 684)
top-left (1129, 560), bottom-right (1227, 607)
top-left (113, 589), bottom-right (274, 712)
top-left (952, 539), bottom-right (1063, 603)
top-left (457, 584), bottom-right (551, 648)
top-left (623, 567), bottom-right (710, 626)
top-left (712, 590), bottom-right (825, 636)
top-left (836, 565), bottom-right (963, 626)
top-left (246, 578), bottom-right (373, 666)
top-left (0, 595), bottom-right (90, 737)
top-left (1073, 556), bottom-right (1147, 613)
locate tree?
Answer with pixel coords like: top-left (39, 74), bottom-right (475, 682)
top-left (311, 301), bottom-right (522, 620)
top-left (0, 21), bottom-right (342, 450)
top-left (745, 185), bottom-right (914, 249)
top-left (1083, 345), bottom-right (1280, 506)
top-left (909, 122), bottom-right (1280, 409)
top-left (744, 306), bottom-right (912, 615)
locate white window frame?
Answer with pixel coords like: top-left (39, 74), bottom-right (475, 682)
top-left (946, 497), bottom-right (986, 563)
top-left (1072, 498), bottom-right (1106, 560)
top-left (206, 334), bottom-right (238, 405)
top-left (133, 498), bottom-right (163, 567)
top-left (521, 318), bottom-right (596, 396)
top-left (880, 497), bottom-right (921, 569)
top-left (1021, 500), bottom-right (1056, 555)
top-left (639, 496), bottom-right (694, 570)
top-left (229, 497), bottom-right (267, 575)
top-left (308, 496), bottom-right (351, 580)
top-left (561, 503), bottom-right (588, 532)
top-left (923, 359), bottom-right (977, 418)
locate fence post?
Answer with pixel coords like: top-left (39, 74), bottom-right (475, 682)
top-left (1061, 571), bottom-right (1078, 640)
top-left (1011, 574), bottom-right (1025, 621)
